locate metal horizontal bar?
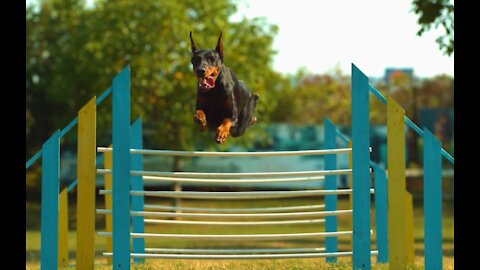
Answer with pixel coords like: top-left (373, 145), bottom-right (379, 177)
top-left (97, 169), bottom-right (353, 179)
top-left (143, 219), bottom-right (326, 226)
top-left (98, 189), bottom-right (374, 199)
top-left (97, 231), bottom-right (354, 241)
top-left (143, 204), bottom-right (325, 213)
top-left (103, 250), bottom-right (379, 259)
top-left (96, 147), bottom-right (353, 157)
top-left (144, 247), bottom-right (326, 254)
top-left (141, 175), bottom-right (326, 183)
top-left (96, 209), bottom-right (352, 218)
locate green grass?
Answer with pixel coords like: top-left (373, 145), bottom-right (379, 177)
top-left (26, 197), bottom-right (454, 269)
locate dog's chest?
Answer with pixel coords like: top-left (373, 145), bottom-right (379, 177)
top-left (200, 91), bottom-right (233, 112)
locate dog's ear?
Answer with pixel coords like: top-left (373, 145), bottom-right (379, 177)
top-left (190, 31), bottom-right (198, 53)
top-left (215, 31), bottom-right (223, 60)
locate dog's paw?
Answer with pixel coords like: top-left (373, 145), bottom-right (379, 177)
top-left (216, 125), bottom-right (229, 144)
top-left (193, 110), bottom-right (207, 130)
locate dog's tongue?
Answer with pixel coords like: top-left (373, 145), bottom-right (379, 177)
top-left (199, 76), bottom-right (215, 89)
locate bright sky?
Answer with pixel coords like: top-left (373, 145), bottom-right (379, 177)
top-left (231, 0), bottom-right (454, 78)
top-left (27, 0), bottom-right (454, 78)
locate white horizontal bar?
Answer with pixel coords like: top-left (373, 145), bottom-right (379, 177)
top-left (141, 175), bottom-right (326, 183)
top-left (143, 204), bottom-right (325, 213)
top-left (97, 147), bottom-right (353, 157)
top-left (144, 247), bottom-right (326, 254)
top-left (97, 231), bottom-right (353, 240)
top-left (97, 169), bottom-right (353, 178)
top-left (96, 209), bottom-right (352, 218)
top-left (102, 250), bottom-right (379, 259)
top-left (143, 219), bottom-right (326, 225)
top-left (98, 189), bottom-right (373, 199)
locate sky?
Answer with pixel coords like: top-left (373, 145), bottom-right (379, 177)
top-left (231, 0), bottom-right (454, 78)
top-left (27, 0), bottom-right (454, 78)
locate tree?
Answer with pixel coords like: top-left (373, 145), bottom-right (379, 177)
top-left (26, 0), bottom-right (281, 161)
top-left (412, 0), bottom-right (454, 56)
top-left (26, 0), bottom-right (287, 195)
top-left (270, 69), bottom-right (352, 125)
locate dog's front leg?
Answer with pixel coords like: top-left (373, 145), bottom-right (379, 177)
top-left (216, 118), bottom-right (232, 144)
top-left (193, 109), bottom-right (207, 131)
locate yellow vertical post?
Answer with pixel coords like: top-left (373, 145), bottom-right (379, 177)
top-left (387, 96), bottom-right (407, 270)
top-left (406, 191), bottom-right (415, 265)
top-left (58, 188), bottom-right (69, 268)
top-left (104, 144), bottom-right (113, 264)
top-left (76, 97), bottom-right (97, 270)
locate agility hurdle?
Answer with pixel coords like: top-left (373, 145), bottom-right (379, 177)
top-left (95, 145), bottom-right (379, 266)
top-left (25, 63), bottom-right (454, 270)
top-left (367, 75), bottom-right (454, 270)
top-left (26, 72), bottom-right (114, 269)
top-left (87, 64), bottom-right (378, 270)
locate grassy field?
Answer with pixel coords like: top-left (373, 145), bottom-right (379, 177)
top-left (26, 196), bottom-right (453, 269)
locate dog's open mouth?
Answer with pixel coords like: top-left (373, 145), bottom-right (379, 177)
top-left (198, 76), bottom-right (216, 90)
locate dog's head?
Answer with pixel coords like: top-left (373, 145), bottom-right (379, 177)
top-left (189, 31), bottom-right (223, 92)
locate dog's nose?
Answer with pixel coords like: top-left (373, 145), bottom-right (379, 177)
top-left (196, 68), bottom-right (206, 76)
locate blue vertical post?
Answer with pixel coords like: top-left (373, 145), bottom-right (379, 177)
top-left (423, 128), bottom-right (442, 270)
top-left (130, 118), bottom-right (145, 263)
top-left (351, 64), bottom-right (371, 269)
top-left (40, 130), bottom-right (60, 270)
top-left (323, 117), bottom-right (338, 262)
top-left (112, 66), bottom-right (131, 269)
top-left (373, 163), bottom-right (388, 263)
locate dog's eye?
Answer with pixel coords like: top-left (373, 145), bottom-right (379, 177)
top-left (208, 55), bottom-right (215, 62)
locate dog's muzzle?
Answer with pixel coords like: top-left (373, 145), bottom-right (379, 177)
top-left (198, 76), bottom-right (216, 91)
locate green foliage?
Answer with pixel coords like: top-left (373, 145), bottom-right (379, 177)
top-left (26, 0), bottom-right (282, 159)
top-left (270, 69), bottom-right (351, 125)
top-left (412, 0), bottom-right (454, 56)
top-left (370, 74), bottom-right (453, 124)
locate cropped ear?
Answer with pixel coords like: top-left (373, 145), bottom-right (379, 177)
top-left (189, 31), bottom-right (197, 53)
top-left (215, 31), bottom-right (223, 60)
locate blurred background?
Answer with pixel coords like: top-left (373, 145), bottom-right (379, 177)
top-left (26, 0), bottom-right (454, 193)
top-left (26, 0), bottom-right (454, 267)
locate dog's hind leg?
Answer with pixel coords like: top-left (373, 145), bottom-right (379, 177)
top-left (231, 94), bottom-right (258, 138)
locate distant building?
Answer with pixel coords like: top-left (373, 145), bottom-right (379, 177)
top-left (384, 67), bottom-right (415, 91)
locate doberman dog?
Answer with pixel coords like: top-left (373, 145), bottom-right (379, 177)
top-left (190, 31), bottom-right (258, 144)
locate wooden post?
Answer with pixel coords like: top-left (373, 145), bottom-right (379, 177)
top-left (58, 188), bottom-right (69, 268)
top-left (112, 66), bottom-right (131, 269)
top-left (323, 117), bottom-right (338, 263)
top-left (373, 164), bottom-right (388, 264)
top-left (104, 144), bottom-right (113, 265)
top-left (131, 118), bottom-right (145, 263)
top-left (351, 64), bottom-right (371, 269)
top-left (405, 191), bottom-right (415, 265)
top-left (387, 96), bottom-right (407, 270)
top-left (40, 130), bottom-right (60, 270)
top-left (76, 96), bottom-right (97, 269)
top-left (423, 128), bottom-right (442, 270)
top-left (348, 140), bottom-right (353, 251)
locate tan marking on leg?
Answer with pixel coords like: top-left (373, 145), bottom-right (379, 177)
top-left (193, 109), bottom-right (207, 131)
top-left (216, 119), bottom-right (232, 144)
